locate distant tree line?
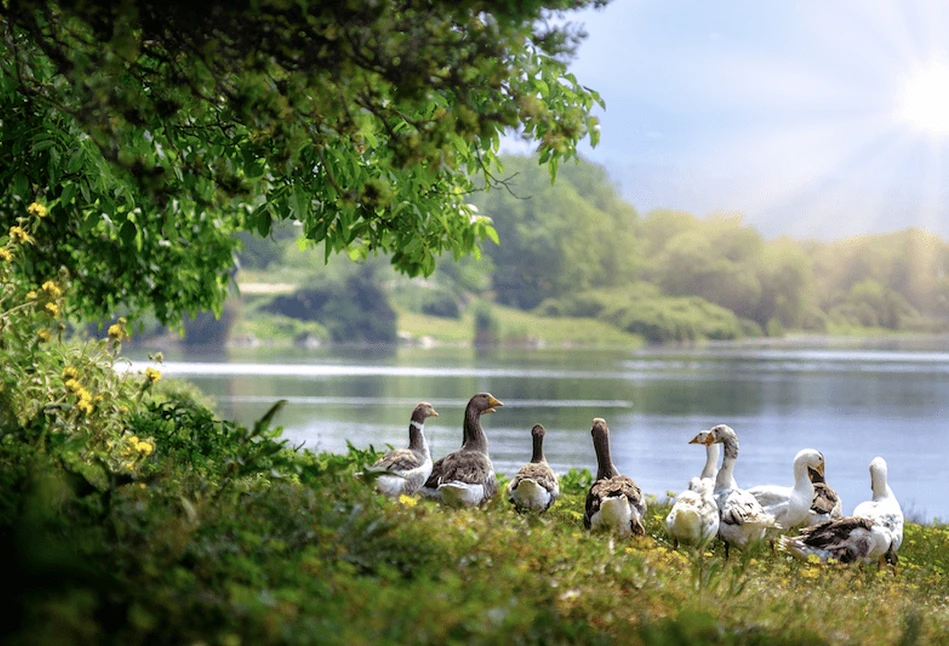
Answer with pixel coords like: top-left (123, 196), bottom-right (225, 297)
top-left (234, 154), bottom-right (949, 344)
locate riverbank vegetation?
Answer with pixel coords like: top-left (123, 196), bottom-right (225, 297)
top-left (6, 3), bottom-right (948, 644)
top-left (3, 210), bottom-right (947, 645)
top-left (218, 154), bottom-right (949, 348)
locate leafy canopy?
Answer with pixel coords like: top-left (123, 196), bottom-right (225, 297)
top-left (0, 0), bottom-right (606, 323)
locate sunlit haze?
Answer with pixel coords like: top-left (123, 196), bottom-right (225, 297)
top-left (895, 59), bottom-right (949, 138)
top-left (528, 1), bottom-right (949, 240)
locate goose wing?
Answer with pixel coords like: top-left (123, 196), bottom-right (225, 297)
top-left (720, 488), bottom-right (777, 528)
top-left (584, 475), bottom-right (645, 528)
top-left (811, 481), bottom-right (842, 517)
top-left (372, 448), bottom-right (423, 473)
top-left (509, 462), bottom-right (559, 496)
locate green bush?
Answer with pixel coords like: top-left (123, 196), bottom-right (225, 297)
top-left (540, 286), bottom-right (743, 343)
top-left (262, 269), bottom-right (397, 344)
top-left (473, 301), bottom-right (500, 346)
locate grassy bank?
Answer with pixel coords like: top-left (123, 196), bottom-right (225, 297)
top-left (228, 303), bottom-right (646, 349)
top-left (395, 304), bottom-right (645, 347)
top-left (6, 415), bottom-right (949, 645)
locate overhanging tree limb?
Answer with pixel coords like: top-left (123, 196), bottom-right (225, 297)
top-left (0, 0), bottom-right (608, 324)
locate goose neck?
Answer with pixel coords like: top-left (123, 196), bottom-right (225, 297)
top-left (530, 432), bottom-right (546, 464)
top-left (463, 404), bottom-right (488, 452)
top-left (593, 430), bottom-right (618, 480)
top-left (701, 443), bottom-right (720, 480)
top-left (408, 421), bottom-right (429, 458)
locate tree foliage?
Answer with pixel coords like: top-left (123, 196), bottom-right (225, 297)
top-left (470, 154), bottom-right (637, 309)
top-left (0, 0), bottom-right (607, 323)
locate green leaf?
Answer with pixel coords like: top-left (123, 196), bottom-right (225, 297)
top-left (257, 211), bottom-right (273, 237)
top-left (61, 183), bottom-right (77, 206)
top-left (120, 219), bottom-right (137, 244)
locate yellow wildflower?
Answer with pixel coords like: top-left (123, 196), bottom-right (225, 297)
top-left (76, 389), bottom-right (94, 414)
top-left (65, 378), bottom-right (82, 394)
top-left (136, 438), bottom-right (155, 457)
top-left (41, 280), bottom-right (62, 299)
top-left (9, 226), bottom-right (32, 244)
top-left (28, 202), bottom-right (48, 218)
top-left (145, 367), bottom-right (162, 383)
top-left (44, 302), bottom-right (60, 317)
top-left (37, 329), bottom-right (51, 343)
top-left (108, 322), bottom-right (126, 341)
top-left (398, 494), bottom-right (418, 507)
top-left (800, 567), bottom-right (821, 580)
top-left (62, 366), bottom-right (79, 379)
top-left (26, 291), bottom-right (37, 300)
top-left (0, 248), bottom-right (12, 262)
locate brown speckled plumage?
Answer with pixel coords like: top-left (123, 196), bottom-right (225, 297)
top-left (808, 465), bottom-right (843, 521)
top-left (507, 424), bottom-right (560, 512)
top-left (583, 418), bottom-right (646, 535)
top-left (421, 393), bottom-right (502, 505)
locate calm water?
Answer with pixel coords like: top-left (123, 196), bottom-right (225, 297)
top-left (128, 337), bottom-right (949, 522)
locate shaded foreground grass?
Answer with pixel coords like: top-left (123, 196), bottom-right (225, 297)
top-left (7, 428), bottom-right (949, 645)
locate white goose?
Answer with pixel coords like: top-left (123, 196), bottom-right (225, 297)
top-left (853, 456), bottom-right (903, 564)
top-left (779, 457), bottom-right (902, 565)
top-left (583, 418), bottom-right (647, 536)
top-left (665, 476), bottom-right (719, 549)
top-left (420, 393), bottom-right (503, 507)
top-left (363, 401), bottom-right (439, 497)
top-left (701, 424), bottom-right (780, 557)
top-left (507, 424), bottom-right (560, 513)
top-left (747, 448), bottom-right (825, 530)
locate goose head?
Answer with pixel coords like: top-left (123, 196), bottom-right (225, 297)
top-left (700, 424), bottom-right (738, 449)
top-left (531, 423), bottom-right (546, 440)
top-left (413, 401), bottom-right (439, 421)
top-left (688, 430), bottom-right (710, 445)
top-left (795, 448), bottom-right (825, 478)
top-left (470, 392), bottom-right (503, 415)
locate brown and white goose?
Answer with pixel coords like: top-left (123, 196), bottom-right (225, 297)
top-left (781, 456), bottom-right (903, 565)
top-left (420, 392), bottom-right (503, 507)
top-left (583, 418), bottom-right (647, 536)
top-left (778, 516), bottom-right (892, 564)
top-left (807, 462), bottom-right (843, 525)
top-left (364, 402), bottom-right (439, 497)
top-left (507, 424), bottom-right (560, 513)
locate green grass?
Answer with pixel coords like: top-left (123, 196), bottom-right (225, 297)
top-left (396, 304), bottom-right (645, 348)
top-left (8, 431), bottom-right (949, 645)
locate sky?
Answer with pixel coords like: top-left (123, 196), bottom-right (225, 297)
top-left (544, 0), bottom-right (949, 240)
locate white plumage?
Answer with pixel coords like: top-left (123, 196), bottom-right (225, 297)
top-left (702, 424), bottom-right (781, 557)
top-left (747, 448), bottom-right (825, 530)
top-left (852, 456), bottom-right (903, 564)
top-left (666, 476), bottom-right (720, 549)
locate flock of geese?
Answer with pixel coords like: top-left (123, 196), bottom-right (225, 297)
top-left (360, 393), bottom-right (905, 565)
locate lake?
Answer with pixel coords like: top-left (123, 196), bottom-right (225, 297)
top-left (127, 336), bottom-right (949, 523)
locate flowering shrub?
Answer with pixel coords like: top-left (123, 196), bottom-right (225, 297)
top-left (0, 202), bottom-right (161, 492)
